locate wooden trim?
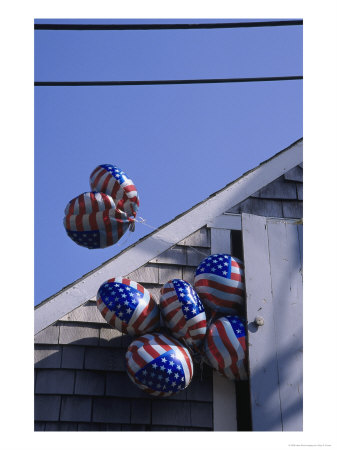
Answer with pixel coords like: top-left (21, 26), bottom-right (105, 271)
top-left (207, 213), bottom-right (242, 230)
top-left (210, 227), bottom-right (237, 431)
top-left (35, 140), bottom-right (302, 334)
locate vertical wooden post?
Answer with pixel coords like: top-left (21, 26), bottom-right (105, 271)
top-left (210, 227), bottom-right (237, 431)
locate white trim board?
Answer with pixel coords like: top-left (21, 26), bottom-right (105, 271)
top-left (35, 139), bottom-right (303, 334)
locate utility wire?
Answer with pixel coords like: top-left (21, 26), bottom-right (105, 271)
top-left (34, 20), bottom-right (303, 31)
top-left (35, 76), bottom-right (303, 87)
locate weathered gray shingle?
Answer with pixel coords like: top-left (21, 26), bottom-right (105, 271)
top-left (190, 401), bottom-right (213, 428)
top-left (106, 372), bottom-right (148, 398)
top-left (127, 265), bottom-right (159, 283)
top-left (284, 165), bottom-right (303, 182)
top-left (34, 324), bottom-right (59, 344)
top-left (158, 265), bottom-right (183, 284)
top-left (85, 347), bottom-right (126, 371)
top-left (60, 301), bottom-right (105, 324)
top-left (186, 376), bottom-right (213, 402)
top-left (60, 396), bottom-right (92, 422)
top-left (152, 400), bottom-right (191, 426)
top-left (92, 397), bottom-right (131, 423)
top-left (121, 424), bottom-right (147, 431)
top-left (35, 369), bottom-right (75, 395)
top-left (186, 247), bottom-right (210, 266)
top-left (99, 327), bottom-right (124, 347)
top-left (296, 183), bottom-right (303, 200)
top-left (34, 422), bottom-right (45, 431)
top-left (178, 227), bottom-right (210, 247)
top-left (61, 346), bottom-right (85, 369)
top-left (182, 266), bottom-right (197, 284)
top-left (253, 176), bottom-right (297, 199)
top-left (35, 395), bottom-right (61, 421)
top-left (282, 201), bottom-right (303, 218)
top-left (45, 422), bottom-right (78, 431)
top-left (59, 323), bottom-right (99, 346)
top-left (150, 247), bottom-right (187, 265)
top-left (34, 345), bottom-right (62, 369)
top-left (130, 399), bottom-right (151, 424)
top-left (74, 370), bottom-right (105, 396)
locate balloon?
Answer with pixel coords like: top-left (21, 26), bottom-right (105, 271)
top-left (90, 164), bottom-right (139, 218)
top-left (159, 279), bottom-right (207, 348)
top-left (63, 192), bottom-right (133, 249)
top-left (203, 316), bottom-right (248, 381)
top-left (194, 254), bottom-right (245, 314)
top-left (96, 277), bottom-right (160, 335)
top-left (125, 332), bottom-right (194, 396)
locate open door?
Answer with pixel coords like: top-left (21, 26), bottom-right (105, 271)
top-left (242, 213), bottom-right (303, 431)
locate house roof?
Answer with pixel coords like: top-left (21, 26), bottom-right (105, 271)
top-left (35, 138), bottom-right (303, 334)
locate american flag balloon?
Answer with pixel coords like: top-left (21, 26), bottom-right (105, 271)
top-left (64, 192), bottom-right (133, 249)
top-left (90, 164), bottom-right (139, 218)
top-left (159, 279), bottom-right (207, 348)
top-left (96, 277), bottom-right (160, 336)
top-left (203, 316), bottom-right (248, 381)
top-left (194, 254), bottom-right (245, 314)
top-left (126, 332), bottom-right (194, 397)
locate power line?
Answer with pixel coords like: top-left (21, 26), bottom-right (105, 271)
top-left (34, 20), bottom-right (303, 31)
top-left (35, 76), bottom-right (303, 87)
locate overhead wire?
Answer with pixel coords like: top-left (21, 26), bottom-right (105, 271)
top-left (34, 20), bottom-right (303, 31)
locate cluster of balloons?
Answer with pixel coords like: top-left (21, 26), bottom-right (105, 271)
top-left (64, 165), bottom-right (139, 249)
top-left (96, 253), bottom-right (248, 397)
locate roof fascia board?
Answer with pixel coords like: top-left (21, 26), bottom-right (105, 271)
top-left (35, 140), bottom-right (302, 334)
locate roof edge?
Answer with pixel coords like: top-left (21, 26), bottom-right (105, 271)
top-left (35, 138), bottom-right (303, 333)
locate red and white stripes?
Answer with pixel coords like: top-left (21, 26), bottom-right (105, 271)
top-left (204, 317), bottom-right (247, 381)
top-left (126, 332), bottom-right (194, 397)
top-left (195, 256), bottom-right (245, 314)
top-left (90, 165), bottom-right (139, 218)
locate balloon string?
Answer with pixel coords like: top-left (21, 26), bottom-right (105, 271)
top-left (134, 216), bottom-right (210, 257)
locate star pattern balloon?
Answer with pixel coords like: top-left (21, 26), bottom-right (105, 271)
top-left (126, 332), bottom-right (194, 396)
top-left (194, 254), bottom-right (245, 314)
top-left (96, 277), bottom-right (160, 335)
top-left (160, 279), bottom-right (207, 348)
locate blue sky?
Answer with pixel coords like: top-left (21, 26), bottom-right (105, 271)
top-left (34, 19), bottom-right (303, 305)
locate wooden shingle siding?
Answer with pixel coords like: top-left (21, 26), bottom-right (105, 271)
top-left (178, 227), bottom-right (210, 247)
top-left (34, 227), bottom-right (213, 431)
top-left (59, 323), bottom-right (100, 346)
top-left (227, 165), bottom-right (303, 219)
top-left (34, 324), bottom-right (59, 344)
top-left (59, 300), bottom-right (105, 324)
top-left (35, 345), bottom-right (62, 369)
top-left (149, 246), bottom-right (187, 265)
top-left (251, 176), bottom-right (297, 199)
top-left (127, 264), bottom-right (159, 283)
top-left (284, 165), bottom-right (303, 182)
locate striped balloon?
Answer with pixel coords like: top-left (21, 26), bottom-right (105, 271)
top-left (90, 164), bottom-right (139, 218)
top-left (194, 254), bottom-right (245, 314)
top-left (64, 192), bottom-right (133, 249)
top-left (126, 332), bottom-right (194, 397)
top-left (159, 279), bottom-right (207, 348)
top-left (96, 277), bottom-right (160, 336)
top-left (204, 316), bottom-right (248, 381)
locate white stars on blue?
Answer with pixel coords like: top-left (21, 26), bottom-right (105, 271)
top-left (171, 279), bottom-right (204, 320)
top-left (101, 164), bottom-right (128, 185)
top-left (66, 230), bottom-right (101, 249)
top-left (196, 254), bottom-right (232, 278)
top-left (135, 349), bottom-right (186, 393)
top-left (99, 281), bottom-right (141, 323)
top-left (226, 315), bottom-right (246, 338)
